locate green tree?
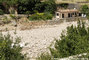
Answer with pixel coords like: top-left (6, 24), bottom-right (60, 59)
top-left (18, 0), bottom-right (41, 14)
top-left (57, 3), bottom-right (68, 9)
top-left (0, 0), bottom-right (19, 15)
top-left (0, 0), bottom-right (41, 14)
top-left (0, 33), bottom-right (28, 60)
top-left (44, 0), bottom-right (57, 14)
top-left (50, 21), bottom-right (89, 58)
top-left (81, 5), bottom-right (89, 19)
top-left (81, 5), bottom-right (89, 14)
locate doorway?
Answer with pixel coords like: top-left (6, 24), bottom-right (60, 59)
top-left (62, 14), bottom-right (64, 18)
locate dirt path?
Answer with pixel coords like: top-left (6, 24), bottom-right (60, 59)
top-left (2, 21), bottom-right (77, 59)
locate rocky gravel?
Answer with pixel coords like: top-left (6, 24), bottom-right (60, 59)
top-left (2, 21), bottom-right (77, 59)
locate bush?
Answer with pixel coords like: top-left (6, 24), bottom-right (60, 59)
top-left (44, 12), bottom-right (53, 20)
top-left (2, 16), bottom-right (11, 24)
top-left (37, 53), bottom-right (52, 60)
top-left (50, 21), bottom-right (89, 58)
top-left (81, 5), bottom-right (89, 19)
top-left (0, 9), bottom-right (4, 15)
top-left (29, 12), bottom-right (53, 21)
top-left (44, 0), bottom-right (57, 14)
top-left (0, 33), bottom-right (28, 60)
top-left (57, 3), bottom-right (68, 9)
top-left (81, 5), bottom-right (89, 14)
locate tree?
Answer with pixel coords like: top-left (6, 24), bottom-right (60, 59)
top-left (81, 5), bottom-right (89, 14)
top-left (50, 21), bottom-right (89, 58)
top-left (44, 0), bottom-right (57, 14)
top-left (0, 0), bottom-right (18, 14)
top-left (0, 33), bottom-right (28, 60)
top-left (0, 0), bottom-right (41, 15)
top-left (57, 3), bottom-right (68, 9)
top-left (18, 0), bottom-right (41, 14)
top-left (81, 5), bottom-right (89, 19)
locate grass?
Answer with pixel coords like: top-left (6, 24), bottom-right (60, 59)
top-left (37, 53), bottom-right (52, 60)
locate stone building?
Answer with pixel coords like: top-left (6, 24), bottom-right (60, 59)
top-left (55, 9), bottom-right (81, 19)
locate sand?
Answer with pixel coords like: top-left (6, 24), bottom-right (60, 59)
top-left (2, 21), bottom-right (77, 59)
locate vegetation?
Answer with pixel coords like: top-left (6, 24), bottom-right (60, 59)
top-left (0, 0), bottom-right (56, 14)
top-left (2, 16), bottom-right (11, 24)
top-left (0, 33), bottom-right (28, 60)
top-left (29, 12), bottom-right (53, 21)
top-left (81, 5), bottom-right (89, 19)
top-left (0, 0), bottom-right (19, 14)
top-left (38, 21), bottom-right (89, 60)
top-left (50, 21), bottom-right (89, 58)
top-left (18, 0), bottom-right (41, 14)
top-left (81, 5), bottom-right (89, 14)
top-left (44, 0), bottom-right (56, 14)
top-left (0, 9), bottom-right (4, 15)
top-left (0, 0), bottom-right (56, 20)
top-left (57, 3), bottom-right (69, 9)
top-left (37, 53), bottom-right (52, 60)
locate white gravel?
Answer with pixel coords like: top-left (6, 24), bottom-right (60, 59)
top-left (2, 21), bottom-right (77, 58)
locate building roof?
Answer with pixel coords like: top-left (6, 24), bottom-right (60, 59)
top-left (57, 9), bottom-right (79, 13)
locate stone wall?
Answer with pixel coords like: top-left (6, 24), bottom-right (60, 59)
top-left (0, 14), bottom-right (27, 20)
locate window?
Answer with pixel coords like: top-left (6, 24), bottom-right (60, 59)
top-left (56, 13), bottom-right (59, 16)
top-left (72, 13), bottom-right (74, 15)
top-left (68, 13), bottom-right (70, 17)
top-left (79, 13), bottom-right (81, 16)
top-left (62, 14), bottom-right (64, 18)
top-left (75, 12), bottom-right (77, 17)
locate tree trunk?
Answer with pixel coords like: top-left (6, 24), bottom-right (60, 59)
top-left (9, 6), bottom-right (14, 14)
top-left (2, 2), bottom-right (9, 14)
top-left (14, 7), bottom-right (18, 16)
top-left (9, 6), bottom-right (18, 17)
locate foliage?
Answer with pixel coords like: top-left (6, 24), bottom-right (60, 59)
top-left (0, 33), bottom-right (28, 60)
top-left (2, 16), bottom-right (11, 24)
top-left (29, 12), bottom-right (53, 21)
top-left (0, 9), bottom-right (4, 15)
top-left (50, 20), bottom-right (89, 58)
top-left (44, 0), bottom-right (57, 14)
top-left (18, 0), bottom-right (56, 14)
top-left (0, 0), bottom-right (57, 15)
top-left (18, 0), bottom-right (41, 14)
top-left (37, 53), bottom-right (52, 60)
top-left (77, 53), bottom-right (89, 58)
top-left (0, 0), bottom-right (41, 14)
top-left (81, 5), bottom-right (89, 19)
top-left (34, 2), bottom-right (45, 13)
top-left (57, 3), bottom-right (68, 9)
top-left (0, 0), bottom-right (19, 14)
top-left (81, 5), bottom-right (89, 14)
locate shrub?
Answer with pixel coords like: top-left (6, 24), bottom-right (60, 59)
top-left (2, 16), bottom-right (11, 24)
top-left (29, 13), bottom-right (43, 21)
top-left (29, 12), bottom-right (53, 21)
top-left (50, 21), bottom-right (89, 58)
top-left (81, 5), bottom-right (89, 19)
top-left (0, 9), bottom-right (4, 15)
top-left (57, 3), bottom-right (68, 9)
top-left (44, 12), bottom-right (53, 20)
top-left (0, 33), bottom-right (28, 60)
top-left (44, 0), bottom-right (57, 14)
top-left (37, 53), bottom-right (52, 60)
top-left (81, 5), bottom-right (89, 14)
